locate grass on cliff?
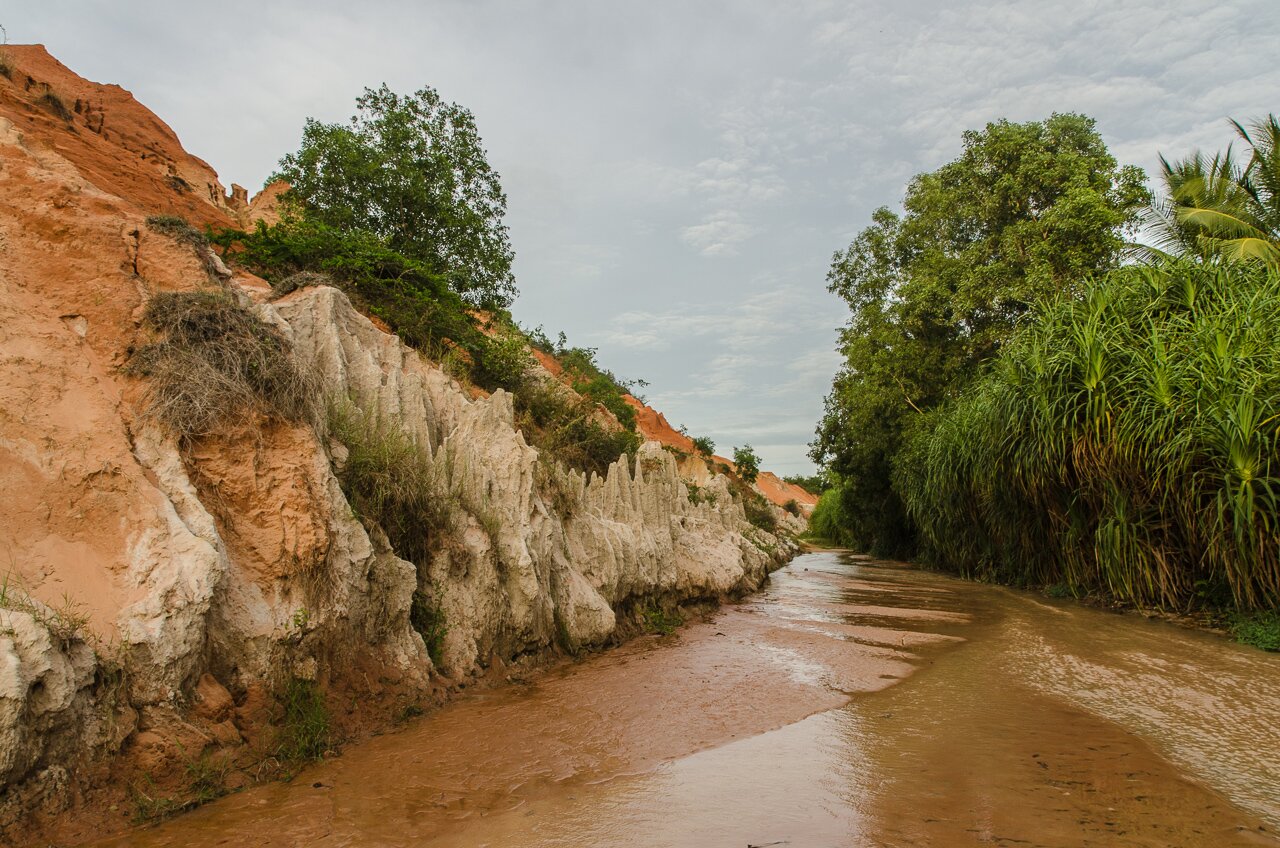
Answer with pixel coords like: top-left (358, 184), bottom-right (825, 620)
top-left (640, 600), bottom-right (683, 636)
top-left (127, 291), bottom-right (318, 439)
top-left (328, 401), bottom-right (458, 667)
top-left (36, 84), bottom-right (73, 123)
top-left (328, 400), bottom-right (452, 567)
top-left (0, 575), bottom-right (94, 650)
top-left (128, 749), bottom-right (231, 824)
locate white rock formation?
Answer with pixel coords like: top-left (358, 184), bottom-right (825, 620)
top-left (0, 281), bottom-right (795, 819)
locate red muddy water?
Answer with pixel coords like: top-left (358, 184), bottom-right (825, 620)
top-left (98, 551), bottom-right (1280, 847)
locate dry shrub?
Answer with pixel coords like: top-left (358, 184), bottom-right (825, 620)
top-left (127, 291), bottom-right (318, 439)
top-left (37, 84), bottom-right (73, 122)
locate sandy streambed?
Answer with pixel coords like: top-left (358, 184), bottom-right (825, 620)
top-left (95, 552), bottom-right (1279, 847)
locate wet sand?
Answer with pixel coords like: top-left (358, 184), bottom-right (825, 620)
top-left (97, 552), bottom-right (1280, 847)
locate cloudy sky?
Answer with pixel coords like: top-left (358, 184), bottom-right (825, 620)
top-left (11, 1), bottom-right (1279, 474)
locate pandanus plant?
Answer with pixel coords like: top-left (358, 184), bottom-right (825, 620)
top-left (897, 259), bottom-right (1280, 610)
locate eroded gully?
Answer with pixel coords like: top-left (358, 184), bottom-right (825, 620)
top-left (98, 551), bottom-right (1280, 847)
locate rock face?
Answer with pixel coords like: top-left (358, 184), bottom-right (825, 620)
top-left (0, 46), bottom-right (798, 841)
top-left (270, 286), bottom-right (785, 673)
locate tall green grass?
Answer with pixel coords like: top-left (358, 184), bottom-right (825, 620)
top-left (897, 259), bottom-right (1280, 610)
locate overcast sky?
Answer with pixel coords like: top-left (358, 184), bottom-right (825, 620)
top-left (10, 1), bottom-right (1279, 474)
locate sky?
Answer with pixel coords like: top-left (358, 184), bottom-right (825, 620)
top-left (8, 1), bottom-right (1279, 475)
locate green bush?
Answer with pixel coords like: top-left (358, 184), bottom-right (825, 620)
top-left (691, 436), bottom-right (715, 456)
top-left (640, 601), bottom-right (683, 635)
top-left (212, 218), bottom-right (486, 364)
top-left (743, 494), bottom-right (777, 532)
top-left (808, 485), bottom-right (858, 547)
top-left (685, 482), bottom-right (717, 507)
top-left (473, 330), bottom-right (534, 393)
top-left (511, 379), bottom-right (640, 479)
top-left (732, 445), bottom-right (761, 485)
top-left (126, 291), bottom-right (318, 439)
top-left (549, 340), bottom-right (642, 431)
top-left (783, 473), bottom-right (828, 495)
top-left (898, 259), bottom-right (1280, 610)
top-left (214, 219), bottom-right (643, 479)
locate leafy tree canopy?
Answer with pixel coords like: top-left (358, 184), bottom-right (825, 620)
top-left (812, 113), bottom-right (1147, 556)
top-left (276, 84), bottom-right (516, 309)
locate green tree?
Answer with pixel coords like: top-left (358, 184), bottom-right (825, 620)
top-left (733, 444), bottom-right (761, 484)
top-left (813, 113), bottom-right (1147, 556)
top-left (691, 435), bottom-right (715, 456)
top-left (277, 84), bottom-right (516, 308)
top-left (782, 472), bottom-right (829, 495)
top-left (1145, 115), bottom-right (1280, 264)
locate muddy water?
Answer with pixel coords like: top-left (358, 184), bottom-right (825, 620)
top-left (100, 552), bottom-right (1280, 847)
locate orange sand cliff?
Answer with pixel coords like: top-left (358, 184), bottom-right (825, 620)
top-left (623, 395), bottom-right (818, 511)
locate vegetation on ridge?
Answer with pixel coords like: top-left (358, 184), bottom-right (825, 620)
top-left (209, 83), bottom-right (643, 480)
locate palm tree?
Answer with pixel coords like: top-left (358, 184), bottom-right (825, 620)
top-left (1144, 115), bottom-right (1280, 264)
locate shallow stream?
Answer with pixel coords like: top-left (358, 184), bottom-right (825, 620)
top-left (100, 552), bottom-right (1280, 847)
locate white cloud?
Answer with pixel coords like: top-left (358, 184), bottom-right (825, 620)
top-left (679, 209), bottom-right (757, 256)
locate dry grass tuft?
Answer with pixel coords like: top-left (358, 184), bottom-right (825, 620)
top-left (127, 291), bottom-right (319, 439)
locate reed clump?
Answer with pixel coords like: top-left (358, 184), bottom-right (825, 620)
top-left (897, 259), bottom-right (1280, 611)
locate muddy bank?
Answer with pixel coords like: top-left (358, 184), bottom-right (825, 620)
top-left (87, 551), bottom-right (1279, 847)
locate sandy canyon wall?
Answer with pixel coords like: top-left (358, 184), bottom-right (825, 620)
top-left (0, 45), bottom-right (798, 841)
